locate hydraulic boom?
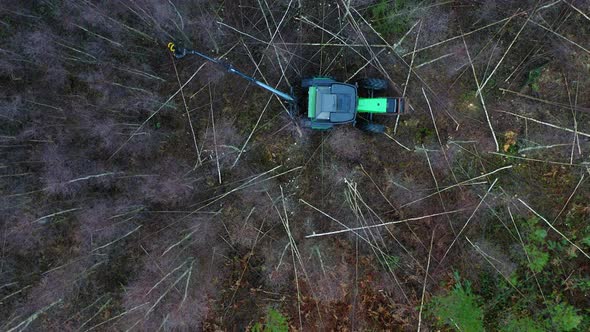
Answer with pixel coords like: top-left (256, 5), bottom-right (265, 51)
top-left (167, 42), bottom-right (295, 102)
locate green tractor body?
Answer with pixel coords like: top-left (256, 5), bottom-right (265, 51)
top-left (302, 77), bottom-right (405, 131)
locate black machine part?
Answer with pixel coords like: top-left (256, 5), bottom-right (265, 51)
top-left (358, 78), bottom-right (388, 91)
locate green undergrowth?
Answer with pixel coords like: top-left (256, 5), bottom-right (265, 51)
top-left (380, 254), bottom-right (401, 271)
top-left (502, 316), bottom-right (545, 332)
top-left (526, 66), bottom-right (544, 92)
top-left (428, 272), bottom-right (484, 331)
top-left (252, 308), bottom-right (289, 332)
top-left (370, 0), bottom-right (412, 36)
top-left (428, 210), bottom-right (590, 331)
top-left (524, 217), bottom-right (550, 273)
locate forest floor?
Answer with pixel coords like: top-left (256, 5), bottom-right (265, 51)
top-left (1, 0), bottom-right (589, 331)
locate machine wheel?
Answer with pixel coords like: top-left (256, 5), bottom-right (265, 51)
top-left (357, 122), bottom-right (385, 133)
top-left (358, 78), bottom-right (388, 91)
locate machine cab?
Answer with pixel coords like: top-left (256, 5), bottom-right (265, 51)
top-left (304, 78), bottom-right (358, 130)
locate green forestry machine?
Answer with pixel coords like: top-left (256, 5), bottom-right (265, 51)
top-left (168, 42), bottom-right (405, 133)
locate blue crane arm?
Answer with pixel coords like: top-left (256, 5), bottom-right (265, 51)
top-left (168, 42), bottom-right (295, 103)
